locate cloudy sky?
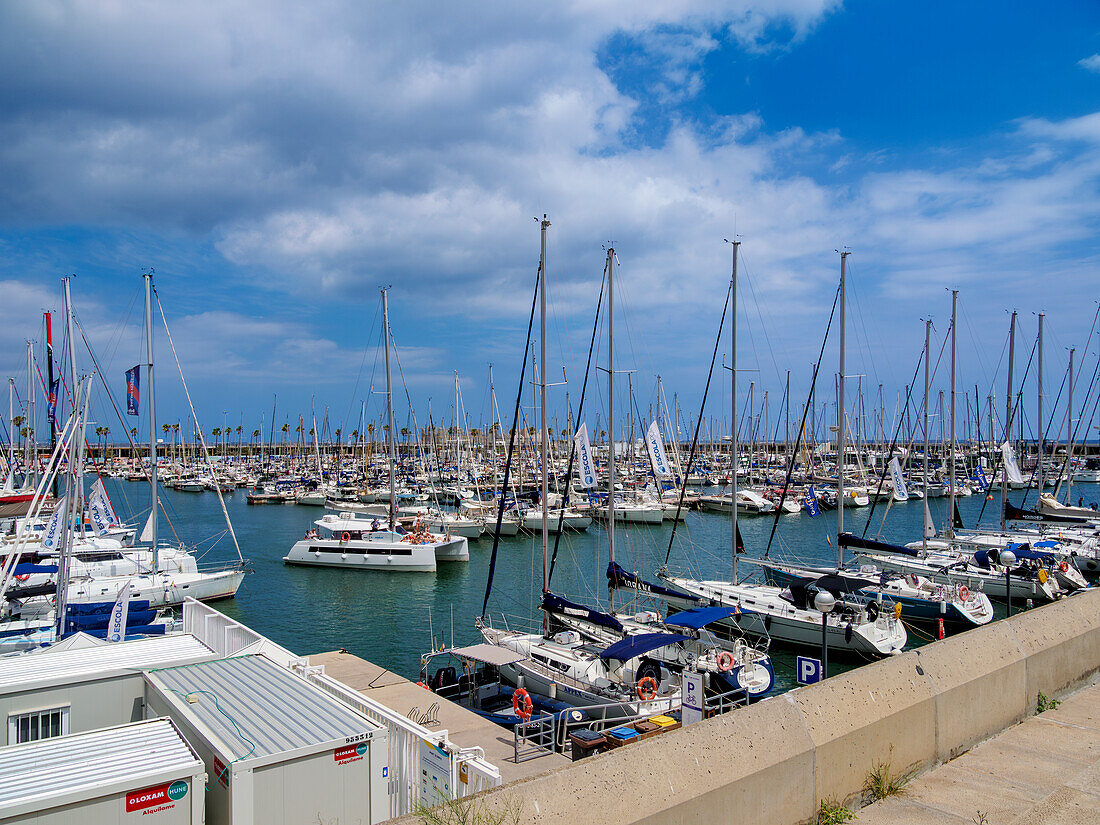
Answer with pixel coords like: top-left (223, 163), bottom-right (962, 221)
top-left (2, 1), bottom-right (1099, 444)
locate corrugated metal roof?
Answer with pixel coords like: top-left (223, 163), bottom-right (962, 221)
top-left (0, 633), bottom-right (216, 694)
top-left (146, 654), bottom-right (378, 762)
top-left (0, 717), bottom-right (202, 811)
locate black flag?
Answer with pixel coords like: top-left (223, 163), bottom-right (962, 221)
top-left (953, 501), bottom-right (965, 530)
top-left (736, 524), bottom-right (746, 554)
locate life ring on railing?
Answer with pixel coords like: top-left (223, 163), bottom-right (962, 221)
top-left (512, 688), bottom-right (533, 721)
top-left (716, 651), bottom-right (735, 672)
top-left (636, 676), bottom-right (658, 701)
top-left (340, 532), bottom-right (350, 543)
top-left (958, 585), bottom-right (970, 602)
top-left (1059, 560), bottom-right (1069, 573)
top-left (14, 573), bottom-right (29, 582)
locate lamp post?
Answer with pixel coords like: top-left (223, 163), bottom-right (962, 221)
top-left (814, 590), bottom-right (836, 680)
top-left (1001, 549), bottom-right (1017, 617)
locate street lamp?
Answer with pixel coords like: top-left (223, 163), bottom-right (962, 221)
top-left (814, 590), bottom-right (836, 680)
top-left (1001, 549), bottom-right (1017, 617)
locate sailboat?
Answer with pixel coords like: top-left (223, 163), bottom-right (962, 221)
top-left (643, 246), bottom-right (906, 659)
top-left (284, 288), bottom-right (469, 571)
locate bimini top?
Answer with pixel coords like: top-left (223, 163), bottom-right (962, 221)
top-left (145, 653), bottom-right (381, 763)
top-left (601, 632), bottom-right (690, 662)
top-left (0, 633), bottom-right (216, 696)
top-left (0, 717), bottom-right (202, 817)
top-left (663, 605), bottom-right (744, 630)
top-left (449, 643), bottom-right (527, 667)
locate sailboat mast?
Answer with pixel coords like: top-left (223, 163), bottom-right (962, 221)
top-left (730, 240), bottom-right (740, 580)
top-left (1037, 313), bottom-right (1044, 492)
top-left (143, 273), bottom-right (159, 562)
top-left (1000, 310), bottom-right (1016, 530)
top-left (948, 289), bottom-right (958, 538)
top-left (837, 250), bottom-right (848, 564)
top-left (381, 288), bottom-right (397, 527)
top-left (606, 244), bottom-right (616, 590)
top-left (539, 218), bottom-right (551, 602)
top-left (923, 318), bottom-right (931, 553)
top-left (1066, 348), bottom-right (1075, 504)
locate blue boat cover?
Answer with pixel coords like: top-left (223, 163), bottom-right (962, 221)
top-left (66, 600), bottom-right (152, 616)
top-left (13, 563), bottom-right (58, 575)
top-left (663, 605), bottom-right (746, 629)
top-left (66, 610), bottom-right (157, 630)
top-left (607, 562), bottom-right (700, 601)
top-left (600, 632), bottom-right (690, 661)
top-left (1004, 542), bottom-right (1054, 562)
top-left (838, 532), bottom-right (919, 557)
top-left (541, 592), bottom-right (624, 633)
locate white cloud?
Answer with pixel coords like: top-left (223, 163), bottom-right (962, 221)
top-left (1079, 54), bottom-right (1100, 74)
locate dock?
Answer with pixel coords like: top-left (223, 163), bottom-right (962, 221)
top-left (308, 649), bottom-right (571, 783)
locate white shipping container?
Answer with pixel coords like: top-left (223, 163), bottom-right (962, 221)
top-left (0, 717), bottom-right (205, 825)
top-left (144, 654), bottom-right (388, 825)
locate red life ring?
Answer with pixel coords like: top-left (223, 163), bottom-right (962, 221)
top-left (716, 651), bottom-right (735, 672)
top-left (15, 573), bottom-right (30, 582)
top-left (512, 688), bottom-right (533, 721)
top-left (1059, 560), bottom-right (1069, 573)
top-left (636, 676), bottom-right (658, 701)
top-left (958, 585), bottom-right (970, 602)
top-left (341, 532), bottom-right (350, 543)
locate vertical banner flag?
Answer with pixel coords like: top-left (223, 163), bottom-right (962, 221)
top-left (139, 510), bottom-right (155, 544)
top-left (125, 366), bottom-right (140, 416)
top-left (42, 496), bottom-right (68, 552)
top-left (88, 478), bottom-right (117, 536)
top-left (975, 465), bottom-right (989, 490)
top-left (574, 425), bottom-right (597, 488)
top-left (805, 486), bottom-right (821, 518)
top-left (645, 421), bottom-right (673, 478)
top-left (888, 457), bottom-right (909, 501)
top-left (46, 379), bottom-right (59, 423)
top-left (107, 582), bottom-right (132, 643)
top-left (1001, 442), bottom-right (1025, 484)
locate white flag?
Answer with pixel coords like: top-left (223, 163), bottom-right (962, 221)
top-left (41, 496), bottom-right (68, 553)
top-left (1001, 441), bottom-right (1025, 484)
top-left (139, 510), bottom-right (155, 543)
top-left (923, 500), bottom-right (936, 538)
top-left (87, 479), bottom-right (116, 537)
top-left (888, 457), bottom-right (908, 501)
top-left (645, 421), bottom-right (673, 479)
top-left (573, 426), bottom-right (597, 489)
top-left (106, 582), bottom-right (132, 643)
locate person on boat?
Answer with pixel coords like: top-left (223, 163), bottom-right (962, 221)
top-left (371, 518), bottom-right (380, 532)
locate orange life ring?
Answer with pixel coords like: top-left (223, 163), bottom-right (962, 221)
top-left (416, 681), bottom-right (429, 689)
top-left (636, 676), bottom-right (658, 700)
top-left (341, 532), bottom-right (350, 543)
top-left (958, 585), bottom-right (970, 602)
top-left (512, 688), bottom-right (533, 721)
top-left (716, 651), bottom-right (735, 672)
top-left (1059, 560), bottom-right (1069, 573)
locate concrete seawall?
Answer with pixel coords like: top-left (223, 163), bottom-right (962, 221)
top-left (426, 588), bottom-right (1100, 825)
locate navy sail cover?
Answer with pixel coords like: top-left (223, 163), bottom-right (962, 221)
top-left (600, 632), bottom-right (691, 662)
top-left (663, 606), bottom-right (746, 629)
top-left (838, 532), bottom-right (920, 557)
top-left (607, 562), bottom-right (700, 601)
top-left (541, 592), bottom-right (624, 633)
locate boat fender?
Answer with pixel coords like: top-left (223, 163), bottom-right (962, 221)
top-left (894, 602), bottom-right (903, 619)
top-left (958, 585), bottom-right (970, 602)
top-left (716, 651), bottom-right (735, 672)
top-left (844, 622), bottom-right (853, 644)
top-left (512, 688), bottom-right (533, 721)
top-left (341, 532), bottom-right (350, 543)
top-left (1059, 560), bottom-right (1069, 573)
top-left (636, 676), bottom-right (658, 700)
top-left (1037, 568), bottom-right (1048, 585)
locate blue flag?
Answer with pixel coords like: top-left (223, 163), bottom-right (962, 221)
top-left (46, 378), bottom-right (59, 422)
top-left (805, 485), bottom-right (821, 518)
top-left (125, 366), bottom-right (140, 416)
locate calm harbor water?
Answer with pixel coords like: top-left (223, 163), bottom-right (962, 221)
top-left (103, 478), bottom-right (1086, 692)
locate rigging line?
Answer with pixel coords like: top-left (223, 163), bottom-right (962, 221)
top-left (153, 288), bottom-right (243, 563)
top-left (481, 260), bottom-right (541, 619)
top-left (340, 301), bottom-right (381, 437)
top-left (859, 347), bottom-right (924, 537)
top-left (662, 279), bottom-right (733, 567)
top-left (547, 257), bottom-right (607, 587)
top-left (1019, 367), bottom-right (1069, 508)
top-left (737, 249), bottom-right (785, 383)
top-left (1051, 338), bottom-right (1100, 501)
top-left (761, 281), bottom-right (843, 561)
top-left (974, 332), bottom-right (1039, 525)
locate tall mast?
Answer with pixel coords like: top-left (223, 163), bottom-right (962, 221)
top-left (44, 312), bottom-right (57, 496)
top-left (948, 289), bottom-right (958, 538)
top-left (539, 217), bottom-right (551, 609)
top-left (837, 250), bottom-right (848, 563)
top-left (1066, 347), bottom-right (1075, 505)
top-left (24, 342), bottom-right (34, 487)
top-left (605, 243), bottom-right (616, 593)
top-left (1000, 310), bottom-right (1016, 530)
top-left (1037, 313), bottom-right (1044, 492)
top-left (923, 318), bottom-right (931, 553)
top-left (730, 240), bottom-right (740, 581)
top-left (143, 273), bottom-right (159, 561)
top-left (381, 288), bottom-right (397, 527)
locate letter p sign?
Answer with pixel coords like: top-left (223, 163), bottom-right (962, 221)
top-left (796, 656), bottom-right (821, 685)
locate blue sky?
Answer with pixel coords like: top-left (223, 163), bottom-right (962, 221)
top-left (1, 1), bottom-right (1099, 446)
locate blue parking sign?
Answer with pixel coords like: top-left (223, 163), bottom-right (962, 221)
top-left (797, 656), bottom-right (822, 685)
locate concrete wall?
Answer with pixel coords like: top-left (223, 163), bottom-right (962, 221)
top-left (430, 587), bottom-right (1100, 825)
